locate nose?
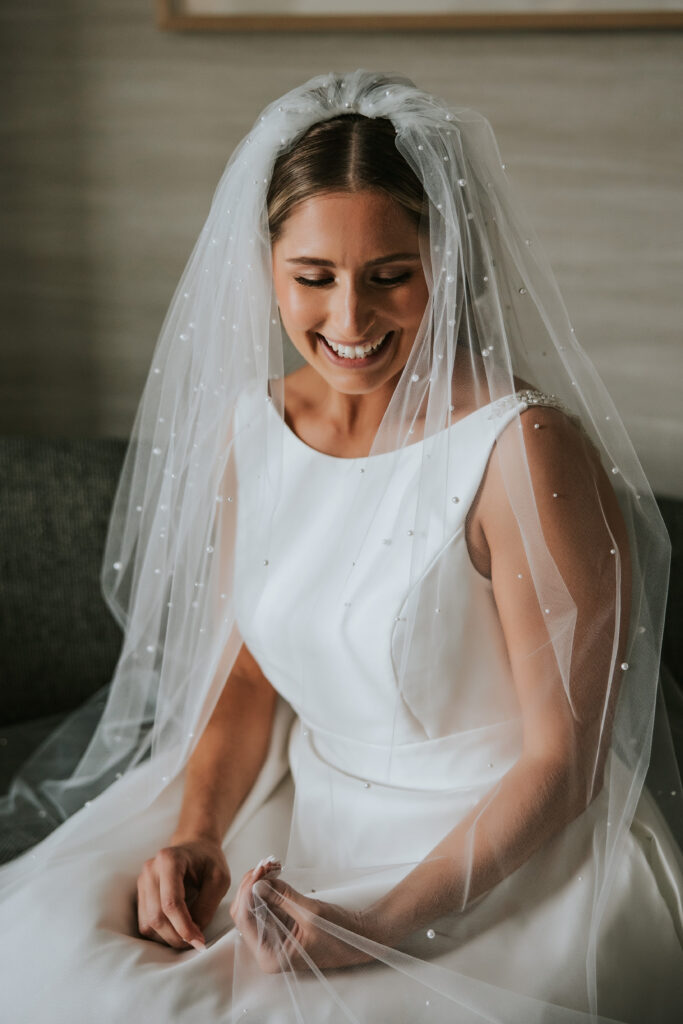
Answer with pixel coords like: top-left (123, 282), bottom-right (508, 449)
top-left (327, 278), bottom-right (376, 341)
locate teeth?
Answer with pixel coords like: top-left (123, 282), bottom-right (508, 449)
top-left (323, 334), bottom-right (389, 359)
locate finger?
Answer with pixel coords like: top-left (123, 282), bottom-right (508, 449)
top-left (253, 877), bottom-right (313, 921)
top-left (230, 861), bottom-right (266, 921)
top-left (254, 854), bottom-right (281, 877)
top-left (230, 867), bottom-right (254, 920)
top-left (248, 858), bottom-right (282, 913)
top-left (135, 881), bottom-right (161, 943)
top-left (231, 866), bottom-right (273, 937)
top-left (158, 856), bottom-right (207, 951)
top-left (258, 860), bottom-right (282, 884)
top-left (138, 863), bottom-right (192, 950)
top-left (252, 877), bottom-right (295, 932)
top-left (137, 876), bottom-right (179, 947)
top-left (229, 877), bottom-right (251, 936)
top-left (148, 906), bottom-right (192, 950)
top-left (229, 858), bottom-right (284, 954)
top-left (241, 856), bottom-right (281, 915)
top-left (191, 859), bottom-right (231, 933)
top-left (239, 855), bottom-right (281, 891)
top-left (252, 878), bottom-right (308, 957)
top-left (239, 882), bottom-right (283, 966)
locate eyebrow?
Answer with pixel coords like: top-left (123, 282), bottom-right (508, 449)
top-left (285, 252), bottom-right (421, 268)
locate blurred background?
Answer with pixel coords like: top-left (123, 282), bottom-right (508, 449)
top-left (1, 1), bottom-right (681, 495)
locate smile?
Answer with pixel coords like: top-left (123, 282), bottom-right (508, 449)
top-left (317, 331), bottom-right (394, 365)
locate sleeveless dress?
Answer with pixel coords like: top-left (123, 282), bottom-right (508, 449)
top-left (1, 389), bottom-right (682, 1024)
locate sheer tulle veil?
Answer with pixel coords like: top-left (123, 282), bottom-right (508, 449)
top-left (1, 69), bottom-right (680, 1022)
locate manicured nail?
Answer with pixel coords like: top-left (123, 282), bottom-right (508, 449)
top-left (255, 854), bottom-right (279, 871)
top-left (190, 938), bottom-right (206, 952)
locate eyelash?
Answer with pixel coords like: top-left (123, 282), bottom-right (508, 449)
top-left (294, 272), bottom-right (412, 289)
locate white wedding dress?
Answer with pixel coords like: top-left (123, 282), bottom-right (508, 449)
top-left (2, 389), bottom-right (683, 1023)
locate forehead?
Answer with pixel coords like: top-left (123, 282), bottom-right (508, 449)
top-left (273, 190), bottom-right (420, 259)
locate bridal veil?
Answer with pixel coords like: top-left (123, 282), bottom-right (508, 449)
top-left (1, 69), bottom-right (680, 1022)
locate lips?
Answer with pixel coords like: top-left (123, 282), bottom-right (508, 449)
top-left (317, 331), bottom-right (394, 367)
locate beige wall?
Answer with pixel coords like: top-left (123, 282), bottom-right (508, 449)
top-left (1, 3), bottom-right (681, 495)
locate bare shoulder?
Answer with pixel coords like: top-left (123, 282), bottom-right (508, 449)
top-left (510, 402), bottom-right (600, 484)
top-left (468, 401), bottom-right (626, 580)
top-left (488, 403), bottom-right (604, 528)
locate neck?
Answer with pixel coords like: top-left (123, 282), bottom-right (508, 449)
top-left (321, 375), bottom-right (401, 440)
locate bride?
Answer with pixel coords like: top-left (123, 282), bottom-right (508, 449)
top-left (1, 70), bottom-right (682, 1023)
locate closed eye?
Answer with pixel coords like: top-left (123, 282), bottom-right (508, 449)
top-left (295, 272), bottom-right (413, 288)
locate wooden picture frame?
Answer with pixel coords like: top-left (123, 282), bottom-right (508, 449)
top-left (156, 1), bottom-right (683, 33)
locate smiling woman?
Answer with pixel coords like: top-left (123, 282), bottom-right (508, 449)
top-left (268, 113), bottom-right (460, 450)
top-left (272, 189), bottom-right (429, 438)
top-left (1, 70), bottom-right (682, 1024)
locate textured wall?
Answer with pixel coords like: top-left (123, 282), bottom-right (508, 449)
top-left (1, 3), bottom-right (681, 495)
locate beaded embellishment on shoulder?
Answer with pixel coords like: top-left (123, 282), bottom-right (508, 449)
top-left (487, 388), bottom-right (593, 449)
top-left (488, 389), bottom-right (573, 420)
top-left (515, 388), bottom-right (569, 412)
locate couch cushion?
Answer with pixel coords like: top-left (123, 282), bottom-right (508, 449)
top-left (658, 497), bottom-right (683, 685)
top-left (0, 437), bottom-right (125, 723)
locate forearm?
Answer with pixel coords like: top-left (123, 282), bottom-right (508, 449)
top-left (170, 674), bottom-right (277, 846)
top-left (365, 754), bottom-right (587, 944)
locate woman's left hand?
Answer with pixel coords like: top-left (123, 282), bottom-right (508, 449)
top-left (229, 858), bottom-right (376, 972)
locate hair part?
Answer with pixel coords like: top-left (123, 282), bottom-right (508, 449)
top-left (267, 114), bottom-right (426, 243)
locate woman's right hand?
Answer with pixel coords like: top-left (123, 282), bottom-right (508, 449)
top-left (136, 836), bottom-right (231, 950)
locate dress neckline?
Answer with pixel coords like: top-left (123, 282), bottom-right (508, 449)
top-left (267, 393), bottom-right (509, 465)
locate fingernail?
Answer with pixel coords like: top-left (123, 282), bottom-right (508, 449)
top-left (255, 854), bottom-right (280, 871)
top-left (190, 939), bottom-right (206, 952)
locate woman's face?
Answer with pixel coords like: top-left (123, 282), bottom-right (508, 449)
top-left (271, 189), bottom-right (429, 395)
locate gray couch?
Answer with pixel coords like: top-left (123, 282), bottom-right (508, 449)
top-left (1, 436), bottom-right (681, 820)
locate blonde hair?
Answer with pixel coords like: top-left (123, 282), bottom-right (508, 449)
top-left (267, 114), bottom-right (425, 242)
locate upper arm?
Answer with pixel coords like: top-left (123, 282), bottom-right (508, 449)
top-left (474, 406), bottom-right (631, 802)
top-left (225, 640), bottom-right (277, 696)
top-left (207, 639), bottom-right (278, 731)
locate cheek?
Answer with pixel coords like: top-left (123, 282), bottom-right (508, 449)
top-left (396, 284), bottom-right (429, 325)
top-left (283, 289), bottom-right (326, 328)
top-left (413, 275), bottom-right (430, 307)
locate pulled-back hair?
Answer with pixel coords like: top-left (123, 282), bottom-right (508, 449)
top-left (267, 114), bottom-right (425, 242)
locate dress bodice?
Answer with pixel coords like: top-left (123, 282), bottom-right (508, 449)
top-left (5, 394), bottom-right (683, 1024)
top-left (232, 385), bottom-right (541, 789)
